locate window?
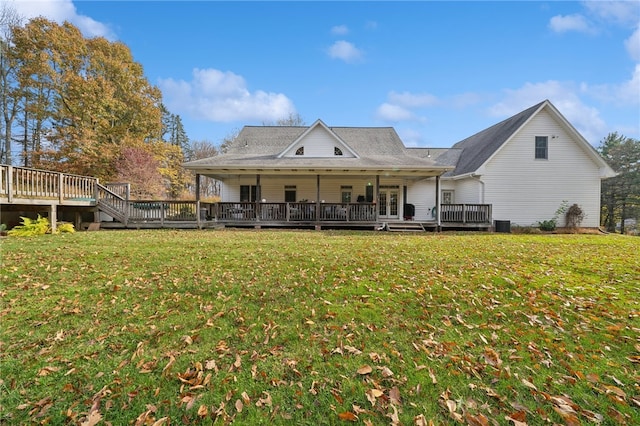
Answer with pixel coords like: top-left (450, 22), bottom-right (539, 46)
top-left (334, 147), bottom-right (343, 156)
top-left (284, 185), bottom-right (297, 202)
top-left (341, 186), bottom-right (352, 203)
top-left (442, 190), bottom-right (454, 204)
top-left (295, 146), bottom-right (304, 156)
top-left (240, 185), bottom-right (257, 202)
top-left (535, 136), bottom-right (548, 159)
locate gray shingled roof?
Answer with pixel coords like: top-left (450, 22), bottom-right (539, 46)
top-left (184, 124), bottom-right (449, 171)
top-left (443, 101), bottom-right (545, 177)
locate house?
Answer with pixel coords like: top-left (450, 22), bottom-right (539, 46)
top-left (183, 100), bottom-right (615, 230)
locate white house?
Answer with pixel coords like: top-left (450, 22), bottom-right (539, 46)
top-left (183, 100), bottom-right (615, 230)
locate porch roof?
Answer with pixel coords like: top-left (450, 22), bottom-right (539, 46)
top-left (184, 125), bottom-right (453, 179)
top-left (184, 154), bottom-right (452, 179)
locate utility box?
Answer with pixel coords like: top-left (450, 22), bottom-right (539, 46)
top-left (494, 220), bottom-right (511, 233)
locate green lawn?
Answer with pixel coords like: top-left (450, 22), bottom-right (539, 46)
top-left (1, 230), bottom-right (638, 425)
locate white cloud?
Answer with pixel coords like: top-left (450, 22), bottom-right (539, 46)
top-left (5, 0), bottom-right (114, 39)
top-left (548, 14), bottom-right (594, 33)
top-left (489, 81), bottom-right (607, 144)
top-left (158, 68), bottom-right (296, 123)
top-left (583, 1), bottom-right (640, 26)
top-left (625, 26), bottom-right (640, 61)
top-left (586, 64), bottom-right (640, 106)
top-left (330, 25), bottom-right (348, 36)
top-left (375, 103), bottom-right (415, 122)
top-left (388, 91), bottom-right (438, 108)
top-left (327, 40), bottom-right (364, 63)
top-left (397, 128), bottom-right (423, 147)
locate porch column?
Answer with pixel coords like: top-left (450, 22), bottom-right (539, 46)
top-left (195, 173), bottom-right (201, 202)
top-left (375, 175), bottom-right (380, 221)
top-left (435, 175), bottom-right (441, 230)
top-left (256, 174), bottom-right (261, 221)
top-left (316, 175), bottom-right (321, 229)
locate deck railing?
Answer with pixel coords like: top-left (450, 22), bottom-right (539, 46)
top-left (210, 202), bottom-right (378, 222)
top-left (440, 204), bottom-right (492, 224)
top-left (0, 164), bottom-right (97, 203)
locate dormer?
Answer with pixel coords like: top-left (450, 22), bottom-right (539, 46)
top-left (279, 120), bottom-right (358, 158)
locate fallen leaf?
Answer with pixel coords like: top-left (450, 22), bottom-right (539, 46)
top-left (357, 365), bottom-right (373, 375)
top-left (521, 379), bottom-right (537, 391)
top-left (338, 411), bottom-right (358, 422)
top-left (389, 387), bottom-right (401, 405)
top-left (464, 412), bottom-right (490, 426)
top-left (80, 410), bottom-right (102, 426)
top-left (483, 347), bottom-right (503, 368)
top-left (366, 388), bottom-right (384, 406)
top-left (235, 399), bottom-right (243, 413)
top-left (198, 404), bottom-right (208, 417)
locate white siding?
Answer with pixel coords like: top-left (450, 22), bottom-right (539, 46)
top-left (284, 127), bottom-right (355, 158)
top-left (453, 179), bottom-right (482, 204)
top-left (225, 175), bottom-right (380, 203)
top-left (474, 110), bottom-right (602, 227)
top-left (407, 178), bottom-right (436, 220)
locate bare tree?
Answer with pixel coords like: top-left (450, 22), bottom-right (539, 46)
top-left (0, 3), bottom-right (22, 164)
top-left (188, 139), bottom-right (221, 200)
top-left (262, 112), bottom-right (306, 127)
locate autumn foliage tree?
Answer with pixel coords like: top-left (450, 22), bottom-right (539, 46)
top-left (115, 146), bottom-right (165, 199)
top-left (2, 15), bottom-right (189, 197)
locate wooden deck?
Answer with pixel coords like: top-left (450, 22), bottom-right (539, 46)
top-left (1, 165), bottom-right (493, 232)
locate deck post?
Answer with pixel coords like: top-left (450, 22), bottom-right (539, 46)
top-left (7, 165), bottom-right (13, 203)
top-left (58, 173), bottom-right (64, 203)
top-left (196, 200), bottom-right (202, 229)
top-left (49, 204), bottom-right (57, 233)
top-left (160, 202), bottom-right (165, 227)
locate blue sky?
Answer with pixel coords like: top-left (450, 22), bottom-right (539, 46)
top-left (6, 0), bottom-right (640, 148)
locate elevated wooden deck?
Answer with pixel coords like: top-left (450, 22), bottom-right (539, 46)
top-left (1, 165), bottom-right (493, 232)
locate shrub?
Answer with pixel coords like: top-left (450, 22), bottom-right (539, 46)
top-left (565, 203), bottom-right (585, 230)
top-left (7, 215), bottom-right (75, 236)
top-left (8, 215), bottom-right (51, 236)
top-left (538, 219), bottom-right (557, 232)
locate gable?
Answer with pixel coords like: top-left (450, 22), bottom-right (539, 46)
top-left (279, 120), bottom-right (358, 158)
top-left (445, 100), bottom-right (615, 179)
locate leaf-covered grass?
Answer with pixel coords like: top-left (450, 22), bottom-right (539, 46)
top-left (1, 230), bottom-right (638, 425)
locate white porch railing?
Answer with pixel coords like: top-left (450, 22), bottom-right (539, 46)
top-left (0, 164), bottom-right (97, 203)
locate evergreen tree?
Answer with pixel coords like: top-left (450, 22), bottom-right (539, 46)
top-left (599, 132), bottom-right (640, 233)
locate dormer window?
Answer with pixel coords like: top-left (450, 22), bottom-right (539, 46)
top-left (334, 147), bottom-right (343, 156)
top-left (295, 146), bottom-right (304, 156)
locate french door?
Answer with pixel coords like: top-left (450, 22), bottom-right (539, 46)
top-left (378, 187), bottom-right (399, 219)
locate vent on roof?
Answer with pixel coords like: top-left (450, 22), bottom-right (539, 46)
top-left (295, 146), bottom-right (304, 156)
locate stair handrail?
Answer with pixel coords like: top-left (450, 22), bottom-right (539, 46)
top-left (95, 182), bottom-right (129, 224)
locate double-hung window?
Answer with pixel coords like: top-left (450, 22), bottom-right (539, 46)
top-left (240, 185), bottom-right (257, 202)
top-left (535, 136), bottom-right (548, 159)
top-left (284, 185), bottom-right (297, 203)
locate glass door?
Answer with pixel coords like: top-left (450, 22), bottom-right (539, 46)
top-left (378, 188), bottom-right (399, 219)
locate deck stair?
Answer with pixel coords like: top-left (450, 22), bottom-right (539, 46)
top-left (385, 222), bottom-right (425, 232)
